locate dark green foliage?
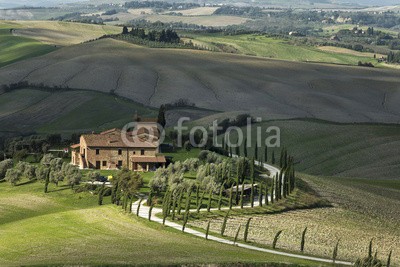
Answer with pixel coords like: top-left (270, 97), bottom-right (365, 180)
top-left (259, 183), bottom-right (263, 207)
top-left (270, 178), bottom-right (274, 204)
top-left (157, 104), bottom-right (166, 128)
top-left (243, 217), bottom-right (252, 242)
top-left (300, 227), bottom-right (307, 252)
top-left (272, 230), bottom-right (283, 249)
top-left (205, 221), bottom-right (211, 240)
top-left (44, 168), bottom-right (50, 193)
top-left (264, 146), bottom-right (268, 164)
top-left (234, 225), bottom-right (241, 244)
top-left (221, 212), bottom-right (229, 236)
top-left (122, 26), bottom-right (129, 34)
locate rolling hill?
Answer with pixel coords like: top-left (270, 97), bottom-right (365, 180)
top-left (0, 38), bottom-right (400, 124)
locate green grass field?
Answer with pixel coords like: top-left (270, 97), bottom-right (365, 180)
top-left (184, 33), bottom-right (379, 66)
top-left (0, 180), bottom-right (321, 266)
top-left (0, 27), bottom-right (57, 68)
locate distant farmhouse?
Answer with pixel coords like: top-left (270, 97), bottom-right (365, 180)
top-left (70, 119), bottom-right (166, 171)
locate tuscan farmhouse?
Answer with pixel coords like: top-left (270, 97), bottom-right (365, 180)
top-left (70, 120), bottom-right (166, 171)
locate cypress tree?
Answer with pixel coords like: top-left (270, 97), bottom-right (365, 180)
top-left (205, 221), bottom-right (211, 240)
top-left (218, 182), bottom-right (225, 210)
top-left (229, 183), bottom-right (234, 210)
top-left (157, 104), bottom-right (166, 128)
top-left (177, 189), bottom-right (184, 215)
top-left (129, 196), bottom-right (133, 213)
top-left (221, 212), bottom-right (229, 236)
top-left (195, 185), bottom-right (200, 207)
top-left (148, 203), bottom-right (154, 221)
top-left (264, 146), bottom-right (268, 164)
top-left (387, 250), bottom-right (392, 267)
top-left (279, 148), bottom-right (284, 168)
top-left (197, 190), bottom-right (206, 213)
top-left (234, 225), bottom-right (241, 244)
top-left (98, 187), bottom-right (104, 206)
top-left (250, 179), bottom-right (255, 208)
top-left (207, 189), bottom-right (213, 212)
top-left (171, 189), bottom-right (178, 220)
top-left (244, 217), bottom-right (252, 242)
top-left (333, 239), bottom-right (340, 263)
top-left (136, 199), bottom-right (143, 216)
top-left (184, 188), bottom-right (192, 214)
top-left (270, 178), bottom-right (274, 204)
top-left (182, 213), bottom-right (188, 232)
top-left (368, 238), bottom-right (373, 258)
top-left (259, 183), bottom-right (263, 207)
top-left (271, 150), bottom-right (275, 165)
top-left (44, 169), bottom-right (50, 193)
top-left (240, 182), bottom-right (245, 209)
top-left (265, 182), bottom-right (269, 206)
top-left (272, 230), bottom-right (283, 249)
top-left (300, 227), bottom-right (307, 252)
top-left (255, 145), bottom-right (258, 162)
top-left (243, 138), bottom-right (247, 158)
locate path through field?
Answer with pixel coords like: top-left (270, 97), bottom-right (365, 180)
top-left (132, 162), bottom-right (352, 266)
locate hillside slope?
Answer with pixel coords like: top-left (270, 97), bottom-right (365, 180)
top-left (1, 38), bottom-right (400, 123)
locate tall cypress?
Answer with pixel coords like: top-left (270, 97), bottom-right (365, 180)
top-left (259, 183), bottom-right (263, 207)
top-left (229, 183), bottom-right (234, 210)
top-left (240, 182), bottom-right (245, 209)
top-left (218, 182), bottom-right (225, 210)
top-left (205, 221), bottom-right (211, 240)
top-left (264, 182), bottom-right (269, 206)
top-left (271, 150), bottom-right (275, 165)
top-left (207, 189), bottom-right (213, 212)
top-left (264, 146), bottom-right (268, 164)
top-left (221, 212), bottom-right (229, 236)
top-left (272, 230), bottom-right (283, 249)
top-left (243, 217), bottom-right (252, 242)
top-left (234, 225), bottom-right (241, 244)
top-left (300, 227), bottom-right (307, 252)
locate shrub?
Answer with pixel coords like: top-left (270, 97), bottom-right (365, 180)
top-left (0, 159), bottom-right (13, 179)
top-left (5, 168), bottom-right (22, 185)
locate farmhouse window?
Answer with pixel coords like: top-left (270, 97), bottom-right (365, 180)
top-left (141, 149), bottom-right (145, 156)
top-left (96, 149), bottom-right (100, 155)
top-left (95, 161), bottom-right (100, 169)
top-left (118, 160), bottom-right (123, 167)
top-left (102, 161), bottom-right (107, 167)
top-left (118, 149), bottom-right (122, 155)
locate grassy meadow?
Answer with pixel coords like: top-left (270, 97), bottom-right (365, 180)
top-left (183, 33), bottom-right (379, 66)
top-left (0, 180), bottom-right (321, 266)
top-left (0, 23), bottom-right (56, 68)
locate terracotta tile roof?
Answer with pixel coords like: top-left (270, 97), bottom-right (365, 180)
top-left (70, 144), bottom-right (80, 149)
top-left (131, 155), bottom-right (166, 163)
top-left (82, 129), bottom-right (158, 148)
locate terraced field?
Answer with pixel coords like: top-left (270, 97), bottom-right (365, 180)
top-left (1, 38), bottom-right (399, 124)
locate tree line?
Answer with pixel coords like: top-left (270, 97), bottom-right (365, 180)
top-left (122, 26), bottom-right (180, 44)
